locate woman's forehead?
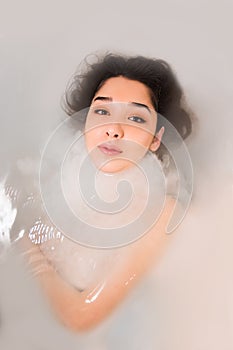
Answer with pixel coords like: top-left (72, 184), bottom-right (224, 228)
top-left (92, 76), bottom-right (154, 109)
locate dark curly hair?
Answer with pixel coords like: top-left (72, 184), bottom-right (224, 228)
top-left (63, 53), bottom-right (192, 160)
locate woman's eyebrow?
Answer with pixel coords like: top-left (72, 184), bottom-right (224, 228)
top-left (93, 96), bottom-right (113, 102)
top-left (130, 102), bottom-right (151, 113)
top-left (93, 96), bottom-right (151, 114)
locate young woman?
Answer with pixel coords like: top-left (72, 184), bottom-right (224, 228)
top-left (24, 53), bottom-right (193, 331)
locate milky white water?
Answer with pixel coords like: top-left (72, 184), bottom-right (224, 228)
top-left (0, 1), bottom-right (233, 349)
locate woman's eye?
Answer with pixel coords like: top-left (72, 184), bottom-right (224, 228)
top-left (128, 116), bottom-right (146, 124)
top-left (94, 108), bottom-right (110, 116)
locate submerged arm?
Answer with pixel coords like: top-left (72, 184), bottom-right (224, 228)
top-left (23, 197), bottom-right (175, 331)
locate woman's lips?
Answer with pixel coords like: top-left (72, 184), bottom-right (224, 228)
top-left (97, 143), bottom-right (123, 156)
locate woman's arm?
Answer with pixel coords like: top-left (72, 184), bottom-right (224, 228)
top-left (23, 197), bottom-right (175, 331)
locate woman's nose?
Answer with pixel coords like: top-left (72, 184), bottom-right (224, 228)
top-left (105, 124), bottom-right (124, 139)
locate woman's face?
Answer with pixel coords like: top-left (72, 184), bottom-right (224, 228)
top-left (85, 76), bottom-right (163, 173)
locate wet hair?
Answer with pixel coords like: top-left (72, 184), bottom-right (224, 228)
top-left (63, 53), bottom-right (192, 160)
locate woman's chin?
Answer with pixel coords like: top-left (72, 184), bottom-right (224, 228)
top-left (97, 159), bottom-right (135, 174)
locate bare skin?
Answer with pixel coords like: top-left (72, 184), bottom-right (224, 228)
top-left (23, 197), bottom-right (175, 332)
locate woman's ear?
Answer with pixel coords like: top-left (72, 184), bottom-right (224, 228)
top-left (149, 127), bottom-right (165, 152)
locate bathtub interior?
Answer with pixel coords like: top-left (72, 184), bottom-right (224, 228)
top-left (1, 1), bottom-right (233, 349)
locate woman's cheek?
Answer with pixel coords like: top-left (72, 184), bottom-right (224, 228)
top-left (128, 129), bottom-right (154, 150)
top-left (85, 128), bottom-right (102, 152)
